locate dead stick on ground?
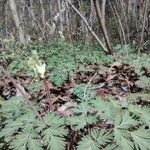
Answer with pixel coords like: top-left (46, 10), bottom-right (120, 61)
top-left (0, 66), bottom-right (43, 120)
top-left (43, 78), bottom-right (54, 110)
top-left (84, 72), bottom-right (97, 98)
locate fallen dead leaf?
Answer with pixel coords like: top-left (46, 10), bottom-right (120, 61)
top-left (111, 61), bottom-right (122, 68)
top-left (57, 101), bottom-right (77, 116)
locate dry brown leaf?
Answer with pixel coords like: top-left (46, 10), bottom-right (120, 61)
top-left (106, 74), bottom-right (117, 81)
top-left (111, 61), bottom-right (122, 68)
top-left (16, 83), bottom-right (31, 99)
top-left (57, 101), bottom-right (77, 116)
top-left (58, 101), bottom-right (77, 112)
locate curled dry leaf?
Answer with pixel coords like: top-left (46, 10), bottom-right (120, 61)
top-left (110, 61), bottom-right (123, 68)
top-left (106, 74), bottom-right (117, 81)
top-left (16, 83), bottom-right (31, 99)
top-left (57, 101), bottom-right (77, 116)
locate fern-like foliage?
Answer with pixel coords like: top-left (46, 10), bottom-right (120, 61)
top-left (77, 129), bottom-right (113, 150)
top-left (36, 113), bottom-right (68, 150)
top-left (91, 97), bottom-right (150, 150)
top-left (1, 88), bottom-right (150, 150)
top-left (67, 84), bottom-right (98, 130)
top-left (9, 131), bottom-right (43, 150)
top-left (50, 69), bottom-right (68, 86)
top-left (67, 100), bottom-right (98, 130)
top-left (91, 97), bottom-right (119, 121)
top-left (1, 41), bottom-right (150, 150)
top-left (131, 127), bottom-right (150, 150)
top-left (0, 96), bottom-right (68, 150)
top-left (73, 84), bottom-right (96, 100)
top-left (114, 111), bottom-right (137, 150)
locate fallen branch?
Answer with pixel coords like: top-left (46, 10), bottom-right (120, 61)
top-left (0, 66), bottom-right (43, 120)
top-left (67, 1), bottom-right (109, 54)
top-left (84, 72), bottom-right (97, 98)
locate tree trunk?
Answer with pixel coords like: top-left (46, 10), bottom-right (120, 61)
top-left (93, 0), bottom-right (112, 54)
top-left (9, 0), bottom-right (25, 44)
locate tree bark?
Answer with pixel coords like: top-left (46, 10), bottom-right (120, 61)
top-left (9, 0), bottom-right (25, 44)
top-left (68, 1), bottom-right (109, 54)
top-left (93, 0), bottom-right (112, 54)
top-left (138, 0), bottom-right (149, 53)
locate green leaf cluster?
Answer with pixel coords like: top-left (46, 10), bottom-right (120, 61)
top-left (0, 97), bottom-right (68, 150)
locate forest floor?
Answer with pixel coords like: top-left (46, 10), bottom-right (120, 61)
top-left (0, 40), bottom-right (150, 150)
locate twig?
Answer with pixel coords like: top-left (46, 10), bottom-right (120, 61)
top-left (0, 0), bottom-right (8, 17)
top-left (43, 78), bottom-right (54, 110)
top-left (84, 72), bottom-right (97, 98)
top-left (21, 0), bottom-right (45, 39)
top-left (138, 40), bottom-right (149, 52)
top-left (0, 66), bottom-right (43, 120)
top-left (138, 0), bottom-right (149, 53)
top-left (109, 1), bottom-right (127, 45)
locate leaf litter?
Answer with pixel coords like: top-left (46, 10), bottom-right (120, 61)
top-left (0, 61), bottom-right (149, 114)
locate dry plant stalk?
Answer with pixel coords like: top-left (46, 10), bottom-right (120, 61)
top-left (0, 66), bottom-right (42, 120)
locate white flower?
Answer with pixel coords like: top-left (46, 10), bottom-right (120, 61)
top-left (36, 62), bottom-right (46, 78)
top-left (58, 31), bottom-right (65, 40)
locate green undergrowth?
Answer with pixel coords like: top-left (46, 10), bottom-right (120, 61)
top-left (0, 40), bottom-right (150, 150)
top-left (1, 40), bottom-right (149, 86)
top-left (1, 40), bottom-right (114, 77)
top-left (0, 91), bottom-right (150, 150)
top-left (0, 39), bottom-right (149, 95)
